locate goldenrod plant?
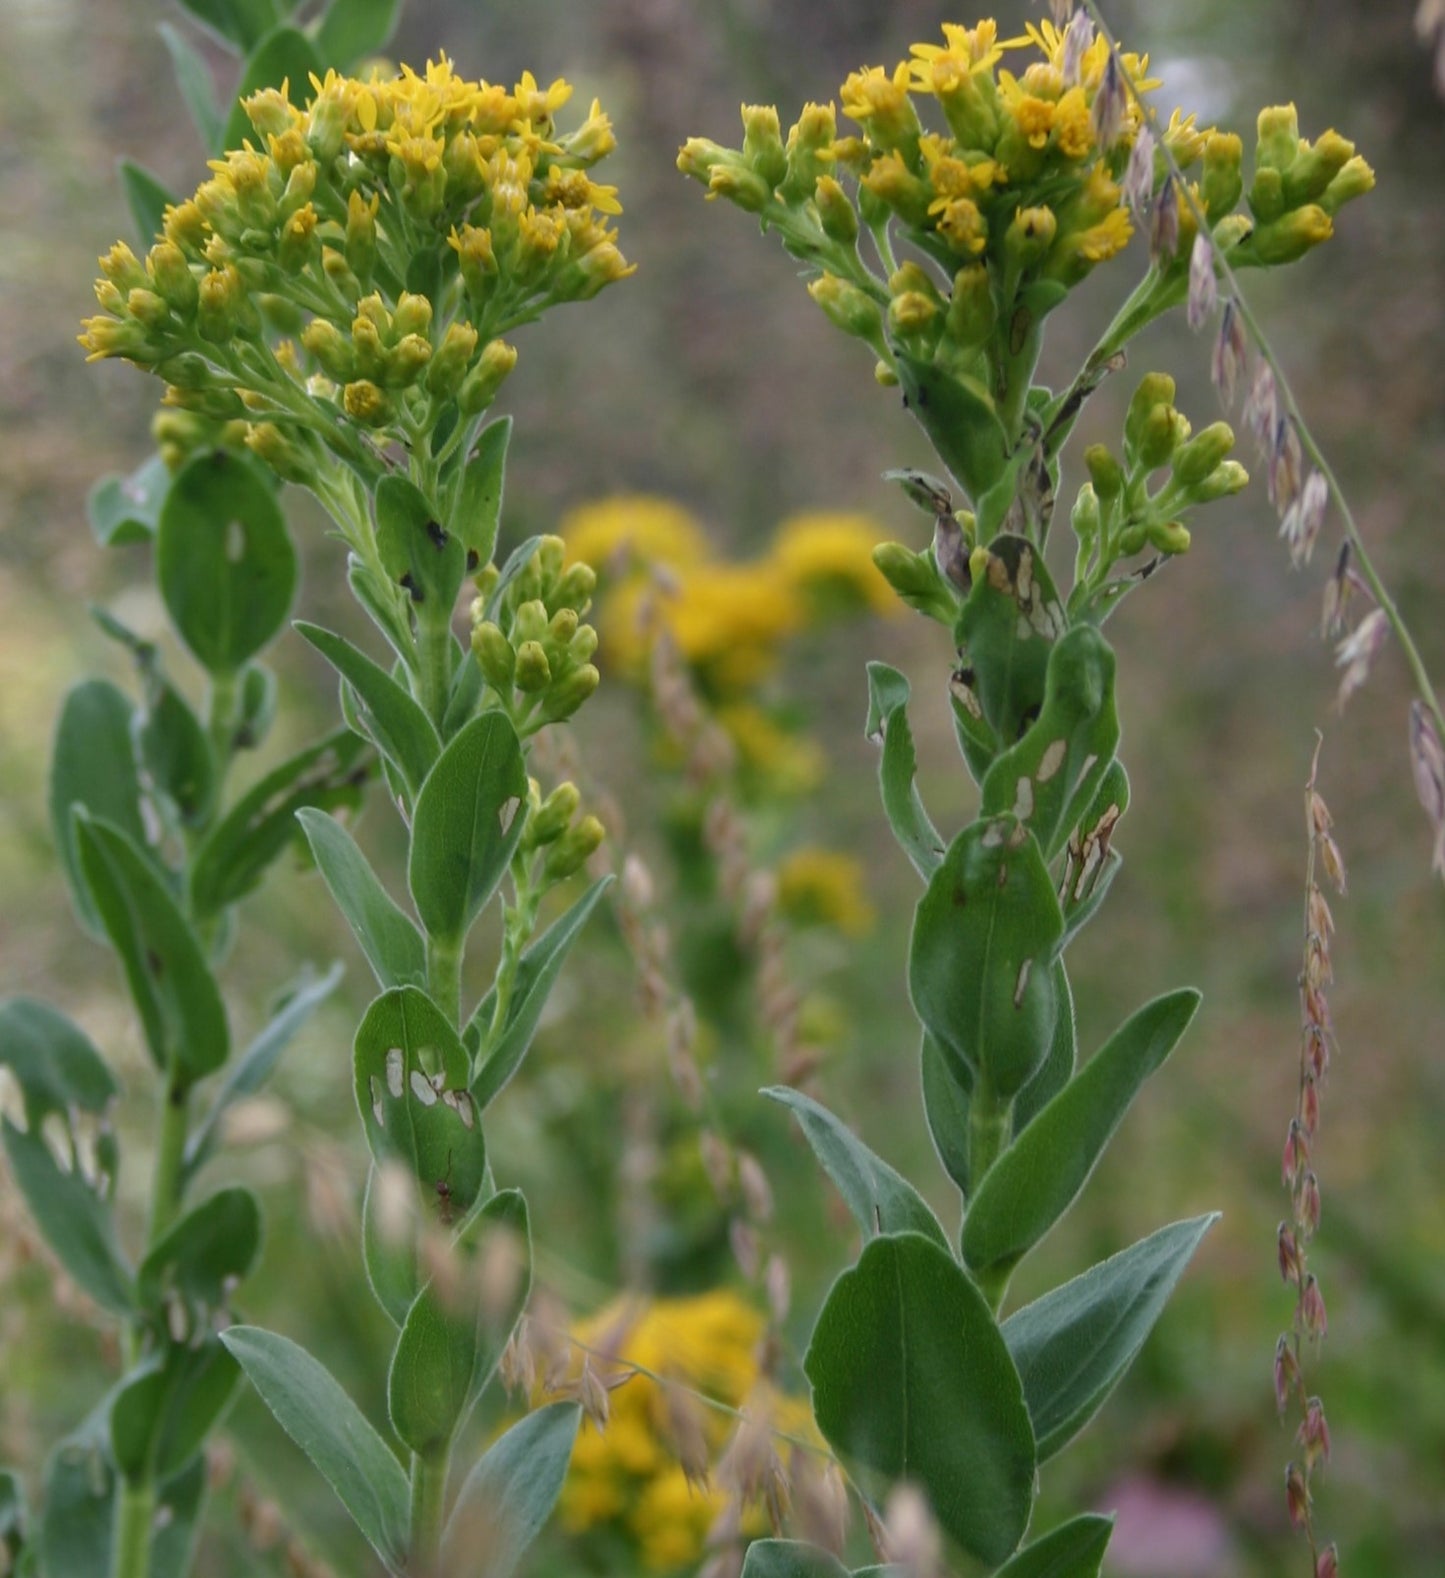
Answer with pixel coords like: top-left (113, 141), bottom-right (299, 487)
top-left (1, 0), bottom-right (630, 1573)
top-left (682, 12), bottom-right (1372, 1575)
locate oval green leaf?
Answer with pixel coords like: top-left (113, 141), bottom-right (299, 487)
top-left (804, 1232), bottom-right (1036, 1565)
top-left (865, 663), bottom-right (945, 882)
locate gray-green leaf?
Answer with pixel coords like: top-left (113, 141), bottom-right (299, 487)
top-left (865, 663), bottom-right (945, 881)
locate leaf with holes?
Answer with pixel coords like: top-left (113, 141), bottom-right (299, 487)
top-left (465, 875), bottom-right (612, 1103)
top-left (353, 987), bottom-right (487, 1219)
top-left (408, 712), bottom-right (527, 947)
top-left (375, 474), bottom-right (466, 617)
top-left (297, 809), bottom-right (427, 990)
top-left (189, 727), bottom-right (370, 919)
top-left (909, 817), bottom-right (1064, 1101)
top-left (156, 449), bottom-right (297, 675)
top-left (297, 622), bottom-right (440, 802)
top-left (137, 1187), bottom-right (261, 1326)
top-left (443, 1402), bottom-right (580, 1578)
top-left (804, 1232), bottom-right (1036, 1565)
top-left (49, 679), bottom-right (153, 937)
top-left (981, 626), bottom-right (1119, 860)
top-left (362, 1163), bottom-right (418, 1327)
top-left (184, 964), bottom-right (342, 1183)
top-left (220, 1326), bottom-right (409, 1573)
top-left (75, 815), bottom-right (228, 1085)
top-left (763, 1087), bottom-right (949, 1251)
top-left (1003, 1216), bottom-right (1217, 1461)
top-left (0, 999), bottom-right (131, 1315)
top-left (961, 989), bottom-right (1201, 1281)
top-left (865, 663), bottom-right (945, 881)
top-left (956, 535), bottom-right (1066, 748)
top-left (388, 1190), bottom-right (531, 1456)
top-left (1059, 761), bottom-right (1129, 951)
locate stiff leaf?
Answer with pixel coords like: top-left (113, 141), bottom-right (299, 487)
top-left (910, 817), bottom-right (1064, 1100)
top-left (991, 1514), bottom-right (1114, 1578)
top-left (865, 663), bottom-right (945, 881)
top-left (894, 352), bottom-right (1010, 504)
top-left (176, 0), bottom-right (278, 51)
top-left (159, 22), bottom-right (223, 149)
top-left (961, 989), bottom-right (1202, 1280)
top-left (453, 417), bottom-right (511, 565)
top-left (221, 26), bottom-right (324, 151)
top-left (297, 622), bottom-right (440, 802)
top-left (1012, 960), bottom-right (1075, 1137)
top-left (408, 712), bottom-right (527, 947)
top-left (137, 1187), bottom-right (262, 1321)
top-left (804, 1232), bottom-right (1036, 1565)
top-left (980, 626), bottom-right (1119, 860)
top-left (763, 1087), bottom-right (949, 1252)
top-left (219, 1326), bottom-right (409, 1573)
top-left (188, 727), bottom-right (370, 918)
top-left (0, 999), bottom-right (131, 1315)
top-left (86, 452), bottom-right (171, 546)
top-left (388, 1191), bottom-right (531, 1456)
top-left (353, 987), bottom-right (487, 1217)
top-left (956, 535), bottom-right (1066, 747)
top-left (1003, 1216), bottom-right (1217, 1460)
top-left (297, 809), bottom-right (427, 990)
top-left (49, 679), bottom-right (151, 936)
top-left (741, 1542), bottom-right (851, 1578)
top-left (362, 1163), bottom-right (418, 1327)
top-left (75, 815), bottom-right (229, 1085)
top-left (315, 0), bottom-right (402, 65)
top-left (119, 159), bottom-right (177, 249)
top-left (110, 1337), bottom-right (240, 1482)
top-left (184, 963), bottom-right (341, 1182)
top-left (921, 1031), bottom-right (971, 1201)
top-left (442, 1402), bottom-right (580, 1578)
top-left (375, 473), bottom-right (466, 616)
top-left (135, 676), bottom-right (216, 829)
top-left (157, 450), bottom-right (297, 675)
top-left (465, 876), bottom-right (613, 1104)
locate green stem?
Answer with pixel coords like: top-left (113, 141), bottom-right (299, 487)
top-left (417, 615), bottom-right (454, 731)
top-left (487, 879), bottom-right (540, 1050)
top-left (111, 1479), bottom-right (155, 1578)
top-left (966, 1071), bottom-right (1012, 1312)
top-left (205, 669), bottom-right (238, 772)
top-left (427, 934), bottom-right (463, 1030)
top-left (408, 1448), bottom-right (450, 1576)
top-left (148, 1078), bottom-right (190, 1247)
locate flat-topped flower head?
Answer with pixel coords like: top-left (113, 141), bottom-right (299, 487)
top-left (81, 55), bottom-right (632, 484)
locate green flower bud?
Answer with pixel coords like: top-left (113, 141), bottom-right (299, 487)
top-left (1256, 104), bottom-right (1301, 175)
top-left (426, 320), bottom-right (479, 399)
top-left (1191, 459), bottom-right (1250, 501)
top-left (386, 332), bottom-right (433, 387)
top-left (1146, 518), bottom-right (1192, 554)
top-left (889, 290), bottom-right (940, 342)
top-left (814, 175), bottom-right (858, 244)
top-left (473, 621), bottom-right (516, 693)
top-left (871, 541), bottom-right (955, 621)
top-left (1004, 205), bottom-right (1057, 272)
top-left (345, 191), bottom-right (379, 286)
top-left (1172, 420), bottom-right (1236, 487)
top-left (1212, 213), bottom-right (1255, 252)
top-left (542, 813), bottom-right (606, 883)
top-left (1282, 130), bottom-right (1355, 208)
top-left (1116, 522), bottom-right (1148, 556)
top-left (547, 607), bottom-right (580, 651)
top-left (393, 292), bottom-right (433, 341)
top-left (473, 564), bottom-right (501, 603)
top-left (1319, 155), bottom-right (1375, 217)
top-left (536, 536), bottom-right (566, 586)
top-left (1124, 373), bottom-right (1176, 455)
top-left (567, 623), bottom-right (599, 664)
top-left (1202, 132), bottom-right (1244, 217)
top-left (1248, 167), bottom-right (1286, 224)
top-left (807, 274), bottom-right (886, 349)
top-left (677, 136), bottom-right (730, 184)
top-left (1138, 404), bottom-right (1187, 471)
top-left (245, 421), bottom-right (313, 485)
top-left (539, 662), bottom-right (600, 724)
top-left (321, 245), bottom-right (362, 304)
top-left (343, 378), bottom-right (393, 427)
top-left (943, 264), bottom-right (994, 356)
top-left (146, 242), bottom-right (199, 318)
top-left (1084, 443), bottom-right (1125, 501)
top-left (126, 287), bottom-right (170, 331)
top-left (779, 102), bottom-right (837, 202)
top-left (1249, 204), bottom-right (1333, 265)
top-left (458, 339), bottom-right (518, 414)
top-left (1071, 483), bottom-right (1101, 541)
top-left (528, 781), bottom-right (581, 845)
top-left (741, 103), bottom-right (787, 189)
top-left (197, 264), bottom-right (245, 344)
top-left (708, 162), bottom-right (771, 213)
top-left (301, 318), bottom-right (355, 382)
top-left (277, 204), bottom-right (319, 274)
top-left (513, 599), bottom-right (549, 645)
top-left (555, 562), bottom-right (597, 612)
top-left (514, 639), bottom-right (551, 693)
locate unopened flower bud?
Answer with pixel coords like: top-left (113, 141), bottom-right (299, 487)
top-left (1004, 205), bottom-right (1058, 271)
top-left (277, 203), bottom-right (319, 274)
top-left (528, 781), bottom-right (581, 845)
top-left (708, 162), bottom-right (771, 213)
top-left (302, 317), bottom-right (355, 381)
top-left (1253, 203), bottom-right (1335, 266)
top-left (944, 263), bottom-right (995, 354)
top-left (808, 274), bottom-right (886, 348)
top-left (126, 287), bottom-right (170, 331)
top-left (1319, 155), bottom-right (1375, 217)
top-left (813, 175), bottom-right (858, 243)
top-left (343, 378), bottom-right (392, 426)
top-left (197, 264), bottom-right (245, 343)
top-left (1192, 458), bottom-right (1250, 501)
top-left (540, 662), bottom-right (600, 723)
top-left (1173, 421), bottom-right (1236, 487)
top-left (147, 241), bottom-right (199, 317)
top-left (387, 332), bottom-right (433, 387)
top-left (1071, 483), bottom-right (1101, 541)
top-left (1202, 132), bottom-right (1244, 217)
top-left (543, 814), bottom-right (606, 882)
top-left (741, 103), bottom-right (787, 188)
top-left (1125, 372), bottom-right (1176, 453)
top-left (1257, 104), bottom-right (1302, 174)
top-left (471, 620), bottom-right (516, 690)
top-left (1084, 443), bottom-right (1125, 501)
top-left (245, 421), bottom-right (312, 484)
top-left (392, 291), bottom-right (432, 342)
top-left (458, 339), bottom-right (518, 414)
top-left (345, 190), bottom-right (379, 285)
top-left (513, 599), bottom-right (549, 645)
top-left (1146, 518), bottom-right (1191, 555)
top-left (567, 623), bottom-right (599, 664)
top-left (514, 639), bottom-right (551, 693)
top-left (1138, 403), bottom-right (1186, 470)
top-left (427, 320), bottom-right (479, 399)
top-left (321, 244), bottom-right (362, 303)
top-left (555, 562), bottom-right (597, 611)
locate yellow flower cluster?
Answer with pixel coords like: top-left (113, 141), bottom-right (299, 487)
top-left (559, 495), bottom-right (895, 701)
top-left (776, 847), bottom-right (876, 936)
top-left (557, 1291), bottom-right (816, 1572)
top-left (80, 56), bottom-right (631, 478)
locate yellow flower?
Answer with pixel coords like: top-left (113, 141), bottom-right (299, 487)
top-left (776, 847), bottom-right (876, 936)
top-left (840, 62), bottom-right (922, 150)
top-left (560, 496), bottom-right (712, 574)
top-left (666, 564), bottom-right (802, 693)
top-left (908, 20), bottom-right (1025, 86)
top-left (716, 703), bottom-right (825, 794)
top-left (631, 1467), bottom-right (727, 1571)
top-left (769, 510), bottom-right (896, 616)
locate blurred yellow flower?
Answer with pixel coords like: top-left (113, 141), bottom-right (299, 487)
top-left (665, 563), bottom-right (802, 694)
top-left (769, 512), bottom-right (897, 617)
top-left (716, 703), bottom-right (825, 795)
top-left (555, 1290), bottom-right (816, 1571)
top-left (560, 495), bottom-right (712, 574)
top-left (776, 847), bottom-right (876, 936)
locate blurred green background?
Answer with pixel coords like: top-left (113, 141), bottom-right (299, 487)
top-left (2, 0), bottom-right (1443, 1574)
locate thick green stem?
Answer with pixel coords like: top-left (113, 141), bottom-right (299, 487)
top-left (408, 1448), bottom-right (450, 1576)
top-left (148, 1079), bottom-right (190, 1249)
top-left (427, 934), bottom-right (464, 1030)
top-left (111, 1479), bottom-right (155, 1578)
top-left (205, 669), bottom-right (239, 772)
top-left (968, 1072), bottom-right (1010, 1191)
top-left (417, 615), bottom-right (454, 731)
